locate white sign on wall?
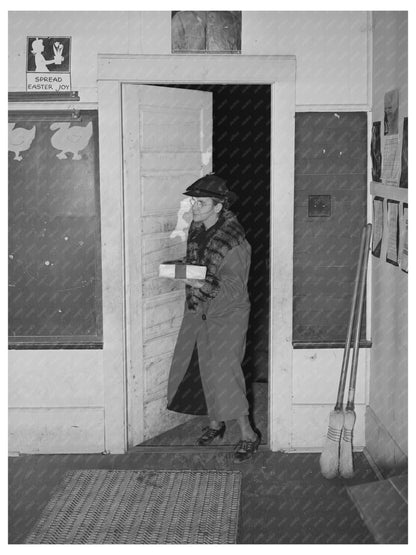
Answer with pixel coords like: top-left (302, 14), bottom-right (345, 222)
top-left (26, 36), bottom-right (71, 92)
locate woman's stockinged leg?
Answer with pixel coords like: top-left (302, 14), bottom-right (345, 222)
top-left (237, 415), bottom-right (257, 441)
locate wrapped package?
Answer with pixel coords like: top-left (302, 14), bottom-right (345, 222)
top-left (159, 261), bottom-right (207, 280)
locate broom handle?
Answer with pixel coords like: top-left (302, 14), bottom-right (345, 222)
top-left (334, 225), bottom-right (368, 411)
top-left (346, 224), bottom-right (372, 411)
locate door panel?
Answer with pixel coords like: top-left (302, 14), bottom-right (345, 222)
top-left (142, 233), bottom-right (185, 277)
top-left (141, 152), bottom-right (203, 171)
top-left (122, 84), bottom-right (213, 444)
top-left (143, 333), bottom-right (180, 360)
top-left (143, 293), bottom-right (185, 340)
top-left (142, 173), bottom-right (198, 213)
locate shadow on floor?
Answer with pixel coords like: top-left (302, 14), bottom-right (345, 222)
top-left (9, 450), bottom-right (380, 544)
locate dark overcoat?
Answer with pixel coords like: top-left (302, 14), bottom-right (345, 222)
top-left (167, 238), bottom-right (251, 421)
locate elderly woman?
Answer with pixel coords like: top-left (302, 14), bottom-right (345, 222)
top-left (167, 174), bottom-right (261, 463)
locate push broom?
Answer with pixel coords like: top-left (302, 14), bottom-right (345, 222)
top-left (339, 224), bottom-right (372, 479)
top-left (319, 224), bottom-right (369, 479)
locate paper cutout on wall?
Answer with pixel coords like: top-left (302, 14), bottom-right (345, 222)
top-left (8, 123), bottom-right (36, 161)
top-left (381, 134), bottom-right (401, 187)
top-left (50, 121), bottom-right (93, 160)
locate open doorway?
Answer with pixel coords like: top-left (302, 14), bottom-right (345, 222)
top-left (98, 53), bottom-right (296, 454)
top-left (137, 84), bottom-right (271, 447)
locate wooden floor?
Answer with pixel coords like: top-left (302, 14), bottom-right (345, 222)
top-left (9, 449), bottom-right (386, 544)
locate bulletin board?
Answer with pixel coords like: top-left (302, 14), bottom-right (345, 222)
top-left (8, 110), bottom-right (103, 348)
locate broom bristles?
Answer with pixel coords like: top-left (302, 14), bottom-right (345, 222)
top-left (319, 410), bottom-right (344, 479)
top-left (339, 409), bottom-right (356, 479)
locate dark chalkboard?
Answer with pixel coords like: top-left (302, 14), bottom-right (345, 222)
top-left (8, 110), bottom-right (102, 348)
top-left (293, 112), bottom-right (368, 345)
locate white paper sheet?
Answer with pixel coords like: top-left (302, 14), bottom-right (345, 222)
top-left (381, 134), bottom-right (401, 187)
top-left (399, 204), bottom-right (408, 273)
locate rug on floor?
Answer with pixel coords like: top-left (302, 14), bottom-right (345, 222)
top-left (24, 469), bottom-right (242, 544)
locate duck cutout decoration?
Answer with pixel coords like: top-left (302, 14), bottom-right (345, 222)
top-left (8, 123), bottom-right (36, 161)
top-left (50, 121), bottom-right (93, 160)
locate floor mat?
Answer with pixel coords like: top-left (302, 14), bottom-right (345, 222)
top-left (24, 469), bottom-right (242, 544)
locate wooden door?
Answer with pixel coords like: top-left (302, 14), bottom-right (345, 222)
top-left (122, 84), bottom-right (213, 445)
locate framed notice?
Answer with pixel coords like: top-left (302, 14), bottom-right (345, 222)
top-left (26, 36), bottom-right (71, 92)
top-left (171, 11), bottom-right (241, 52)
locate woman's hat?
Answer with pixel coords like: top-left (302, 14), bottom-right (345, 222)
top-left (183, 174), bottom-right (237, 204)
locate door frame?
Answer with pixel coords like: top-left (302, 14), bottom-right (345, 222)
top-left (97, 54), bottom-right (296, 453)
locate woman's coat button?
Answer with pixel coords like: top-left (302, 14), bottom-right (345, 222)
top-left (202, 314), bottom-right (207, 320)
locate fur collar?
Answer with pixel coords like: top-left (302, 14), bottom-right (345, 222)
top-left (185, 209), bottom-right (246, 310)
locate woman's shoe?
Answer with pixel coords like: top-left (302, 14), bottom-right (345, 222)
top-left (233, 431), bottom-right (261, 463)
top-left (196, 422), bottom-right (226, 446)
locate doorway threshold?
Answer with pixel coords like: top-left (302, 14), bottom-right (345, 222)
top-left (134, 382), bottom-right (268, 449)
top-left (128, 444), bottom-right (269, 454)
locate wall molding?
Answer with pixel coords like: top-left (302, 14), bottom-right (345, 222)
top-left (296, 104), bottom-right (371, 112)
top-left (365, 405), bottom-right (408, 473)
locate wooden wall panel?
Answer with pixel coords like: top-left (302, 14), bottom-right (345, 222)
top-left (292, 404), bottom-right (365, 450)
top-left (9, 350), bottom-right (104, 407)
top-left (9, 407), bottom-right (105, 454)
top-left (292, 349), bottom-right (367, 405)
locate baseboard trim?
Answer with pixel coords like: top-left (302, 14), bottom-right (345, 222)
top-left (365, 406), bottom-right (408, 474)
top-left (284, 446), bottom-right (365, 454)
top-left (362, 447), bottom-right (384, 480)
